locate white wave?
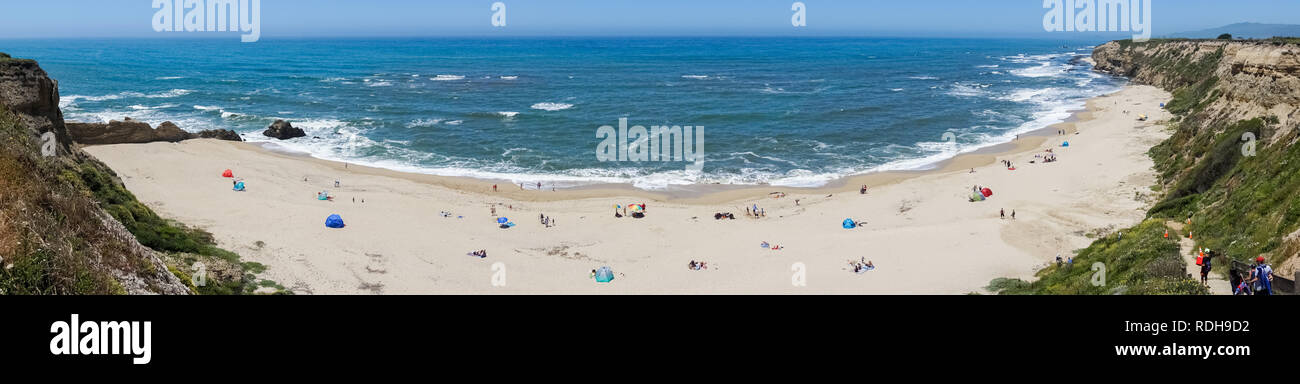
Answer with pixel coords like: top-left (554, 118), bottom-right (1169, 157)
top-left (155, 76), bottom-right (184, 80)
top-left (497, 111), bottom-right (520, 118)
top-left (500, 76), bottom-right (518, 80)
top-left (946, 82), bottom-right (989, 97)
top-left (890, 88), bottom-right (904, 92)
top-left (908, 76), bottom-right (939, 80)
top-left (1010, 63), bottom-right (1068, 78)
top-left (999, 88), bottom-right (1056, 103)
top-left (431, 75), bottom-right (465, 81)
top-left (444, 120), bottom-right (463, 125)
top-left (367, 81), bottom-right (393, 87)
top-left (145, 89), bottom-right (193, 98)
top-left (531, 102), bottom-right (574, 111)
top-left (320, 77), bottom-right (348, 83)
top-left (406, 118), bottom-right (442, 128)
top-left (976, 65), bottom-right (999, 68)
top-left (681, 75), bottom-right (710, 80)
top-left (193, 105), bottom-right (221, 111)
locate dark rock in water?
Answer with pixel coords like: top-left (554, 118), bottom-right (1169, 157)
top-left (194, 128), bottom-right (243, 141)
top-left (67, 119), bottom-right (165, 145)
top-left (263, 119), bottom-right (305, 140)
top-left (153, 121), bottom-right (191, 142)
top-left (65, 119), bottom-right (243, 144)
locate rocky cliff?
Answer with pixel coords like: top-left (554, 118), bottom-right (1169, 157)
top-left (0, 54), bottom-right (191, 294)
top-left (1093, 39), bottom-right (1300, 282)
top-left (1093, 39), bottom-right (1299, 134)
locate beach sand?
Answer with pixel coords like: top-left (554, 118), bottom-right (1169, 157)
top-left (84, 85), bottom-right (1173, 294)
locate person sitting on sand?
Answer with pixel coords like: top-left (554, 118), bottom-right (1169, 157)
top-left (688, 260), bottom-right (697, 270)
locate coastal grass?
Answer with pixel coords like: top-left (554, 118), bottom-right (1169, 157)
top-left (991, 219), bottom-right (1207, 295)
top-left (0, 107), bottom-right (119, 294)
top-left (0, 102), bottom-right (285, 295)
top-left (66, 164), bottom-right (288, 295)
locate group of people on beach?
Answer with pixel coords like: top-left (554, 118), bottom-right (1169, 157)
top-left (1034, 151), bottom-right (1058, 163)
top-left (468, 250), bottom-right (488, 258)
top-left (747, 205), bottom-right (766, 218)
top-left (687, 260), bottom-right (708, 271)
top-left (1000, 208), bottom-right (1015, 220)
top-left (539, 213), bottom-right (556, 228)
top-left (849, 258), bottom-right (875, 273)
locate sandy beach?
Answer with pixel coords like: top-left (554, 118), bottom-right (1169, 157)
top-left (83, 85), bottom-right (1173, 294)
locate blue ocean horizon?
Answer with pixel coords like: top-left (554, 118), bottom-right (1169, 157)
top-left (2, 37), bottom-right (1125, 189)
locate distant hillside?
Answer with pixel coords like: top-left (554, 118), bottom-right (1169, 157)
top-left (1169, 22), bottom-right (1300, 39)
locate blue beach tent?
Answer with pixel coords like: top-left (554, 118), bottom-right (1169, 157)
top-left (233, 181), bottom-right (245, 191)
top-left (842, 218), bottom-right (856, 229)
top-left (325, 214), bottom-right (345, 228)
top-left (595, 266), bottom-right (615, 283)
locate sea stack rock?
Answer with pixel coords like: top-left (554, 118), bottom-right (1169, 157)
top-left (67, 119), bottom-right (162, 144)
top-left (195, 128), bottom-right (243, 141)
top-left (263, 119), bottom-right (305, 140)
top-left (153, 121), bottom-right (191, 142)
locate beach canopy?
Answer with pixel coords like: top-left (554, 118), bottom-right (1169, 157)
top-left (325, 214), bottom-right (345, 228)
top-left (222, 169), bottom-right (233, 178)
top-left (971, 193), bottom-right (986, 201)
top-left (842, 218), bottom-right (857, 229)
top-left (233, 181), bottom-right (245, 191)
top-left (1062, 141), bottom-right (1070, 147)
top-left (595, 266), bottom-right (615, 283)
top-left (497, 217), bottom-right (509, 224)
top-left (981, 188), bottom-right (993, 198)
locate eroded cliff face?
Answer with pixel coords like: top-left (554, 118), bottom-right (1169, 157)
top-left (1093, 39), bottom-right (1300, 139)
top-left (1092, 40), bottom-right (1300, 278)
top-left (0, 54), bottom-right (191, 295)
top-left (0, 55), bottom-right (73, 156)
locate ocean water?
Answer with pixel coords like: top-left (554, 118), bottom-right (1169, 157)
top-left (2, 37), bottom-right (1124, 189)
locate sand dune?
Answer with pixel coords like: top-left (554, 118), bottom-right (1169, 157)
top-left (84, 85), bottom-right (1173, 294)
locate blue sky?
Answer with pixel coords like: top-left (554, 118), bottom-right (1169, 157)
top-left (2, 0), bottom-right (1298, 39)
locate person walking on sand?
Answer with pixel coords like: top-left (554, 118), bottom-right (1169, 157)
top-left (1011, 210), bottom-right (1016, 220)
top-left (1000, 209), bottom-right (1005, 220)
top-left (493, 184), bottom-right (498, 192)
